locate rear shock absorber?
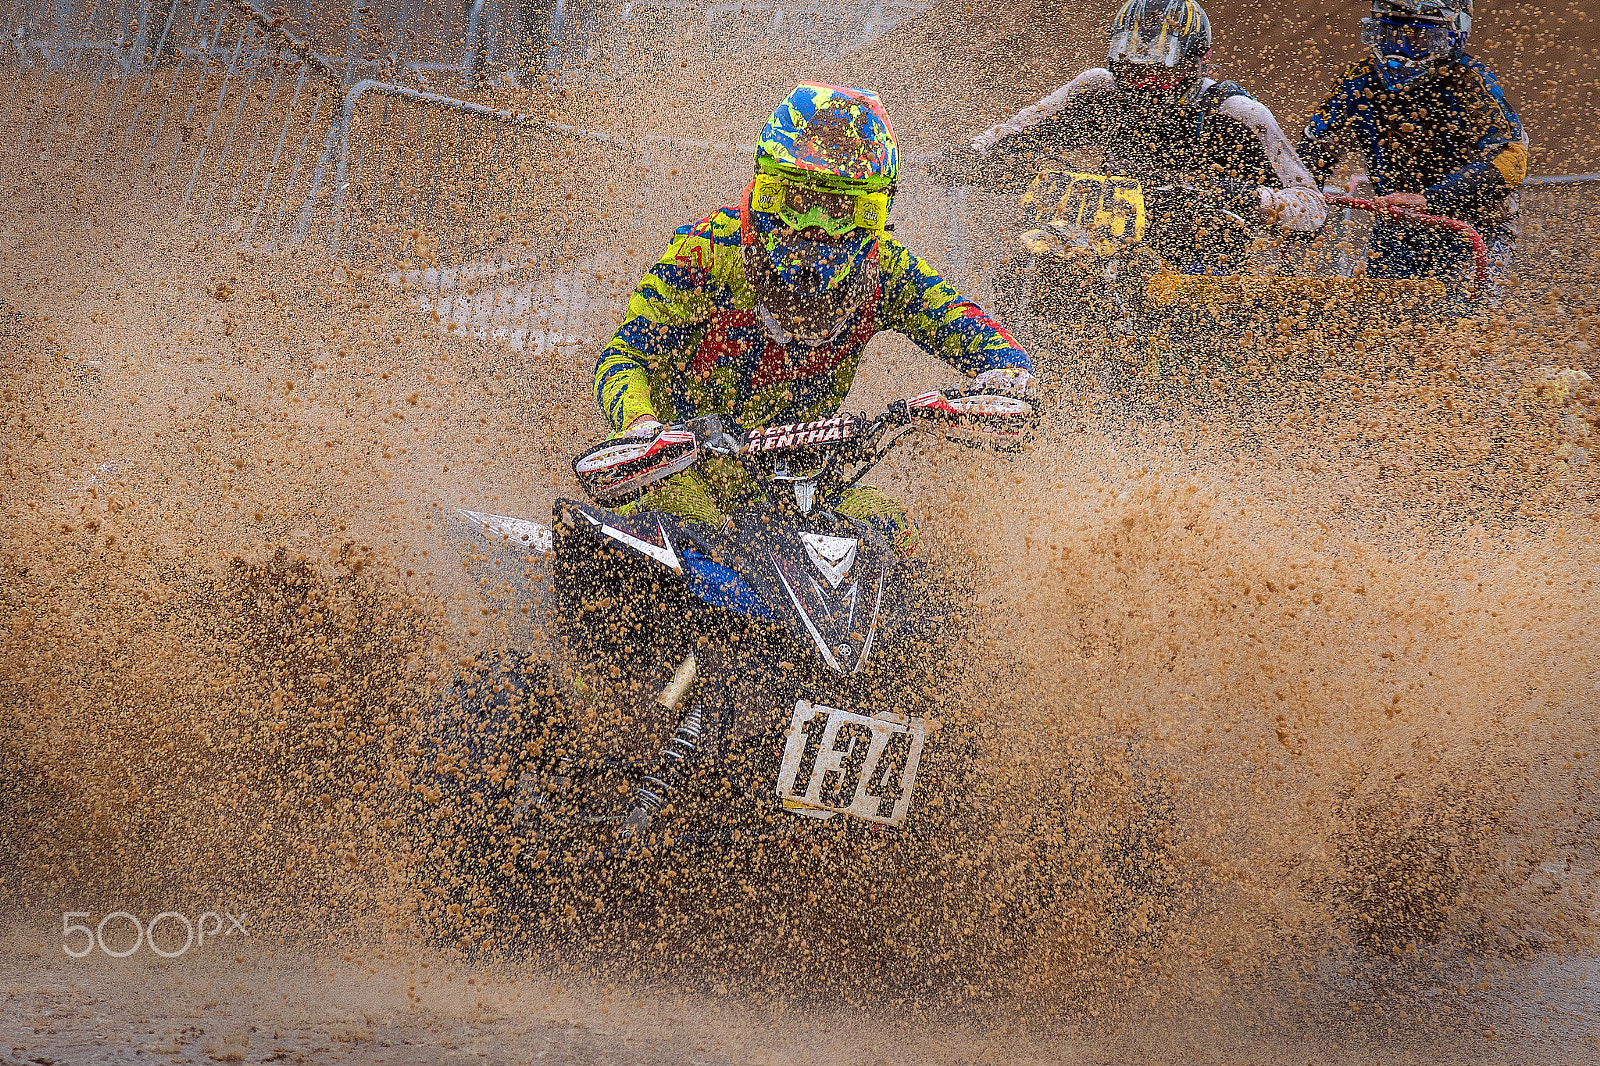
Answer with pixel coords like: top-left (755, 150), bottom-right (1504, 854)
top-left (619, 652), bottom-right (700, 842)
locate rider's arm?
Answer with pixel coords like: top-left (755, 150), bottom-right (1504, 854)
top-left (1420, 59), bottom-right (1527, 221)
top-left (1216, 95), bottom-right (1327, 232)
top-left (875, 238), bottom-right (1032, 376)
top-left (969, 68), bottom-right (1114, 157)
top-left (594, 219), bottom-right (721, 432)
top-left (595, 335), bottom-right (658, 434)
top-left (1297, 67), bottom-right (1365, 189)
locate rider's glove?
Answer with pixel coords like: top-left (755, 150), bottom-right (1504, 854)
top-left (975, 367), bottom-right (1035, 393)
top-left (620, 416), bottom-right (664, 439)
top-left (1259, 186), bottom-right (1328, 234)
top-left (1257, 186), bottom-right (1286, 227)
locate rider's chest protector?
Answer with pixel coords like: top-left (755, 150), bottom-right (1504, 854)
top-left (1098, 83), bottom-right (1275, 190)
top-left (666, 231), bottom-right (885, 432)
top-left (1349, 63), bottom-right (1512, 195)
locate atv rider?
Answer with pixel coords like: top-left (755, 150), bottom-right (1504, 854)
top-left (1298, 0), bottom-right (1526, 288)
top-left (964, 0), bottom-right (1326, 274)
top-left (593, 83), bottom-right (1034, 560)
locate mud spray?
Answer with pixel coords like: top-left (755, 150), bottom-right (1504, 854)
top-left (3, 1), bottom-right (1598, 1063)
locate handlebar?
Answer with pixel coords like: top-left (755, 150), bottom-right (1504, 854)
top-left (1324, 193), bottom-right (1488, 297)
top-left (572, 387), bottom-right (1039, 507)
top-left (733, 388), bottom-right (1039, 495)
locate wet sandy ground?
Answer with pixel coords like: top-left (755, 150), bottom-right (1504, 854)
top-left (3, 944), bottom-right (747, 1066)
top-left (3, 932), bottom-right (1595, 1064)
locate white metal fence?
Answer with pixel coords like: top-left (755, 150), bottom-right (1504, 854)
top-left (0, 0), bottom-right (951, 262)
top-left (1514, 176), bottom-right (1600, 298)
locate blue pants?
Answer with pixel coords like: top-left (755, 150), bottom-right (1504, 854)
top-left (1367, 222), bottom-right (1514, 309)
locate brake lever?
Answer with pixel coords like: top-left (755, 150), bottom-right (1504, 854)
top-left (836, 423), bottom-right (922, 493)
top-left (700, 430), bottom-right (743, 456)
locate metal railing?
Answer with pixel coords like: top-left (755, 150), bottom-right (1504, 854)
top-left (612, 0), bottom-right (935, 57)
top-left (0, 0), bottom-right (935, 247)
top-left (1512, 176), bottom-right (1600, 295)
top-left (1525, 173), bottom-right (1600, 188)
top-left (277, 68), bottom-right (988, 334)
top-left (0, 1), bottom-right (534, 248)
top-left (0, 5), bottom-right (416, 259)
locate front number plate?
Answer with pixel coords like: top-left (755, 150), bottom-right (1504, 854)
top-left (775, 700), bottom-right (926, 826)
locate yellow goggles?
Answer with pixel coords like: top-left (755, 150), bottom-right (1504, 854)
top-left (751, 174), bottom-right (890, 236)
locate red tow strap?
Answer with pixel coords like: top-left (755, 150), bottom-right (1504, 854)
top-left (1324, 193), bottom-right (1489, 297)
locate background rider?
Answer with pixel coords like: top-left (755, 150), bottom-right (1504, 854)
top-left (964, 0), bottom-right (1327, 277)
top-left (1298, 0), bottom-right (1527, 288)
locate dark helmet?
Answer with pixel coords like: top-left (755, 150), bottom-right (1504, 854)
top-left (1368, 0), bottom-right (1472, 43)
top-left (1108, 0), bottom-right (1212, 101)
top-left (1363, 1), bottom-right (1471, 86)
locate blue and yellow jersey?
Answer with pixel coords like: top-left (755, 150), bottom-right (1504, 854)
top-left (1300, 53), bottom-right (1527, 229)
top-left (594, 204), bottom-right (1030, 434)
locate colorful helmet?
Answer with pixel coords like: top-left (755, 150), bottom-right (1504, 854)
top-left (1107, 0), bottom-right (1212, 83)
top-left (745, 84), bottom-right (893, 347)
top-left (754, 83), bottom-right (898, 195)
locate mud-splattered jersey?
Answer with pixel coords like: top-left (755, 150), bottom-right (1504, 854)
top-left (1299, 53), bottom-right (1527, 229)
top-left (594, 205), bottom-right (1029, 434)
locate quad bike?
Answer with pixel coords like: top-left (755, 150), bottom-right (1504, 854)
top-left (988, 169), bottom-right (1486, 392)
top-left (409, 388), bottom-right (1179, 978)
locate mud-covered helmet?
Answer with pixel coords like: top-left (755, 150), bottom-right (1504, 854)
top-left (1107, 0), bottom-right (1212, 101)
top-left (745, 84), bottom-right (897, 347)
top-left (1363, 0), bottom-right (1470, 86)
top-left (754, 82), bottom-right (897, 194)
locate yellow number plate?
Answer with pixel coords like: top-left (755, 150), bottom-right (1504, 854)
top-left (1020, 170), bottom-right (1147, 256)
